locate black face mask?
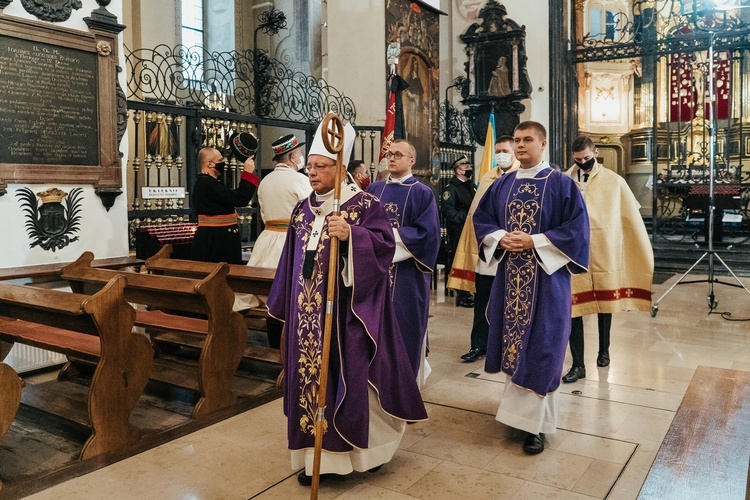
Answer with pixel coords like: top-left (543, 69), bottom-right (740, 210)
top-left (214, 161), bottom-right (226, 174)
top-left (463, 169), bottom-right (473, 180)
top-left (575, 157), bottom-right (596, 171)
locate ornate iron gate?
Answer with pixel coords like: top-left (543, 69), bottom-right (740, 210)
top-left (570, 2), bottom-right (750, 261)
top-left (123, 43), bottom-right (357, 250)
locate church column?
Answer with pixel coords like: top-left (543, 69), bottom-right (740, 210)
top-left (548, 0), bottom-right (567, 166)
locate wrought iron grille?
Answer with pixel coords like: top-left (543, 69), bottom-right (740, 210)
top-left (124, 42), bottom-right (363, 257)
top-left (125, 44), bottom-right (356, 124)
top-left (570, 1), bottom-right (750, 254)
top-left (440, 101), bottom-right (474, 146)
top-left (573, 2), bottom-right (750, 62)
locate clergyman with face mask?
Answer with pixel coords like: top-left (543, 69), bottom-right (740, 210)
top-left (561, 135), bottom-right (653, 384)
top-left (190, 137), bottom-right (259, 264)
top-left (441, 155), bottom-right (477, 307)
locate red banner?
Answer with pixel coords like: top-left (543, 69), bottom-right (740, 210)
top-left (378, 75), bottom-right (408, 174)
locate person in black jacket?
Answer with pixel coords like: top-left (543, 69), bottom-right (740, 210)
top-left (190, 142), bottom-right (260, 264)
top-left (441, 155), bottom-right (476, 307)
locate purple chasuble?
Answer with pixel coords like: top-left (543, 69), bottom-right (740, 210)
top-left (267, 190), bottom-right (428, 454)
top-left (366, 178), bottom-right (441, 375)
top-left (473, 169), bottom-right (589, 396)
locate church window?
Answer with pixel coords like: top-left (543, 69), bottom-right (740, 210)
top-left (589, 7), bottom-right (619, 41)
top-left (181, 0), bottom-right (204, 83)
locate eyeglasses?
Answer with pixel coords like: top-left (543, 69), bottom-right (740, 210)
top-left (307, 163), bottom-right (336, 172)
top-left (385, 151), bottom-right (413, 160)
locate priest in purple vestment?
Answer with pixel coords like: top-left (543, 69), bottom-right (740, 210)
top-left (366, 139), bottom-right (440, 383)
top-left (267, 120), bottom-right (428, 486)
top-left (473, 121), bottom-right (589, 455)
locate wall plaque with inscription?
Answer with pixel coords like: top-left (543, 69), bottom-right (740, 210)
top-left (0, 36), bottom-right (99, 166)
top-left (0, 11), bottom-right (123, 208)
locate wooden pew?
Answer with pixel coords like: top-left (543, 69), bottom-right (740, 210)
top-left (0, 362), bottom-right (22, 492)
top-left (0, 256), bottom-right (143, 282)
top-left (61, 252), bottom-right (246, 419)
top-left (146, 244), bottom-right (276, 295)
top-left (144, 245), bottom-right (281, 366)
top-left (639, 366), bottom-right (750, 499)
top-left (0, 276), bottom-right (152, 460)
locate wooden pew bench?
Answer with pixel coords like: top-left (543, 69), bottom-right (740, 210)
top-left (61, 252), bottom-right (246, 419)
top-left (145, 244), bottom-right (281, 366)
top-left (0, 276), bottom-right (152, 461)
top-left (0, 256), bottom-right (144, 283)
top-left (639, 366), bottom-right (750, 499)
top-left (0, 361), bottom-right (22, 492)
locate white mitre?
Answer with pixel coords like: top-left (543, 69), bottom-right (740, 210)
top-left (307, 119), bottom-right (356, 164)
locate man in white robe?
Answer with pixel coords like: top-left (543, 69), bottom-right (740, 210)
top-left (237, 134), bottom-right (312, 347)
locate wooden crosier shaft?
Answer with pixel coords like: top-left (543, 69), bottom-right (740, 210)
top-left (310, 113), bottom-right (345, 499)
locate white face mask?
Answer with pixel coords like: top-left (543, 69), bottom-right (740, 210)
top-left (495, 152), bottom-right (512, 168)
top-left (295, 154), bottom-right (305, 171)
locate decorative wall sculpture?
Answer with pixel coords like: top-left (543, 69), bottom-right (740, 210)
top-left (20, 0), bottom-right (82, 22)
top-left (16, 187), bottom-right (83, 251)
top-left (460, 0), bottom-right (533, 141)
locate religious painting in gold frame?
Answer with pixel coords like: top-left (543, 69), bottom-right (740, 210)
top-left (386, 0), bottom-right (440, 179)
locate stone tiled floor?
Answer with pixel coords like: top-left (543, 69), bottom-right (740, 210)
top-left (26, 272), bottom-right (750, 499)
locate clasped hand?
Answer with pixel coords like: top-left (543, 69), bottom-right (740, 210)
top-left (328, 215), bottom-right (350, 241)
top-left (499, 230), bottom-right (533, 252)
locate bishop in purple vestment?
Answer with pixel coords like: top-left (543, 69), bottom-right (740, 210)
top-left (366, 139), bottom-right (441, 379)
top-left (267, 121), bottom-right (427, 482)
top-left (473, 121), bottom-right (589, 455)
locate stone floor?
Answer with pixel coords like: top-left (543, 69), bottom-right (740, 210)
top-left (23, 272), bottom-right (750, 499)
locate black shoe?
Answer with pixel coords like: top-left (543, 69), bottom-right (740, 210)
top-left (562, 366), bottom-right (586, 383)
top-left (456, 298), bottom-right (474, 308)
top-left (460, 348), bottom-right (486, 362)
top-left (597, 351), bottom-right (610, 367)
top-left (522, 432), bottom-right (545, 454)
top-left (297, 471), bottom-right (331, 486)
top-left (368, 465), bottom-right (383, 473)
